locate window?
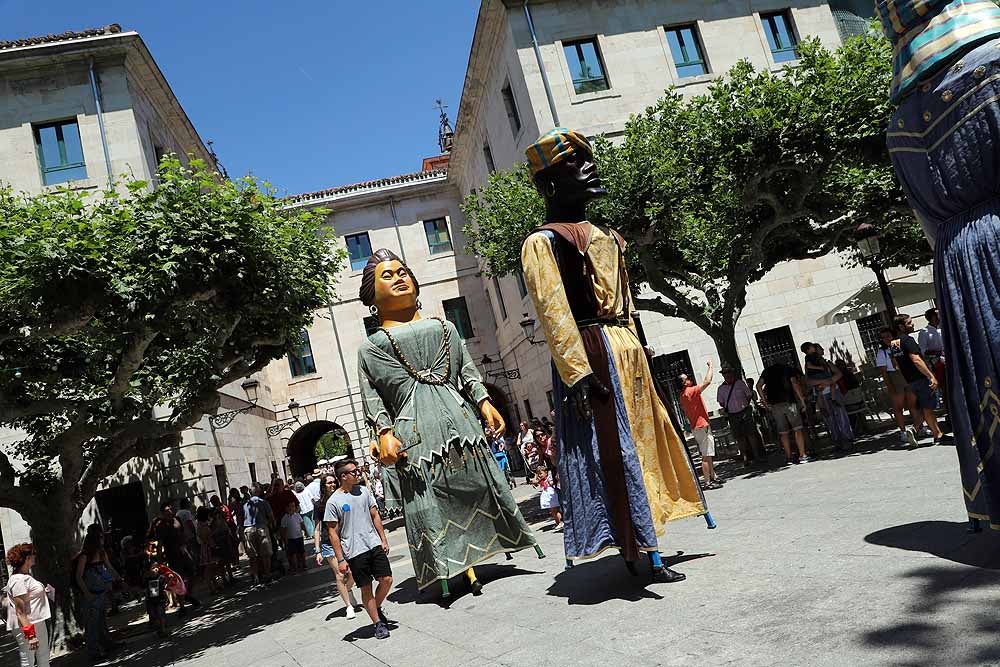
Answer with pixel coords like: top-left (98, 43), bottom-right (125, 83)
top-left (545, 390), bottom-right (554, 412)
top-left (515, 272), bottom-right (528, 299)
top-left (501, 83), bottom-right (522, 136)
top-left (665, 24), bottom-right (708, 78)
top-left (281, 461), bottom-right (288, 480)
top-left (248, 462), bottom-right (257, 484)
top-left (271, 461), bottom-right (279, 476)
top-left (563, 38), bottom-right (610, 94)
top-left (288, 329), bottom-right (317, 377)
top-left (483, 141), bottom-right (496, 174)
top-left (856, 312), bottom-right (889, 362)
top-left (443, 297), bottom-right (475, 339)
top-left (492, 275), bottom-right (508, 321)
top-left (761, 10), bottom-right (799, 63)
top-left (423, 217), bottom-right (453, 255)
top-left (33, 119), bottom-right (87, 185)
top-left (754, 325), bottom-right (800, 372)
top-left (523, 399), bottom-right (534, 420)
top-left (363, 315), bottom-right (380, 338)
top-left (345, 232), bottom-right (373, 271)
top-left (829, 0), bottom-right (875, 41)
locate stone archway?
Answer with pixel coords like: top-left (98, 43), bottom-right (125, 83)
top-left (484, 383), bottom-right (514, 435)
top-left (286, 420), bottom-right (352, 477)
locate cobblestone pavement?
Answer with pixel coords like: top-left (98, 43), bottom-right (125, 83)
top-left (22, 430), bottom-right (1000, 666)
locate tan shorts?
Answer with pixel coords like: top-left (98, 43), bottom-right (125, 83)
top-left (885, 370), bottom-right (908, 396)
top-left (692, 426), bottom-right (716, 457)
top-left (243, 525), bottom-right (272, 561)
top-left (770, 402), bottom-right (804, 434)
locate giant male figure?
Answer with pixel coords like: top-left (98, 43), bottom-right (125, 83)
top-left (520, 128), bottom-right (707, 582)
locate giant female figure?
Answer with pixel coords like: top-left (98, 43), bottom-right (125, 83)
top-left (520, 129), bottom-right (708, 582)
top-left (358, 249), bottom-right (541, 597)
top-left (877, 0), bottom-right (1000, 531)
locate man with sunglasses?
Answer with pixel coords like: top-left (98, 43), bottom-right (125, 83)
top-left (324, 459), bottom-right (393, 639)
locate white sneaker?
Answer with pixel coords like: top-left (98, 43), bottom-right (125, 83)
top-left (345, 605), bottom-right (356, 620)
top-left (903, 429), bottom-right (918, 448)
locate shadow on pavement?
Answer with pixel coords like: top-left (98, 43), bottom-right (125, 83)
top-left (388, 562), bottom-right (543, 608)
top-left (865, 521), bottom-right (1000, 569)
top-left (545, 555), bottom-right (678, 605)
top-left (52, 573), bottom-right (343, 667)
top-left (857, 565), bottom-right (1000, 666)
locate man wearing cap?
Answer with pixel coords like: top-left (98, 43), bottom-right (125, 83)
top-left (717, 366), bottom-right (765, 466)
top-left (521, 127), bottom-right (706, 582)
top-left (878, 0), bottom-right (1000, 529)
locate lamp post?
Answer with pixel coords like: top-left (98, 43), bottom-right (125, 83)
top-left (209, 378), bottom-right (261, 429)
top-left (519, 314), bottom-right (546, 346)
top-left (855, 223), bottom-right (897, 319)
top-left (480, 354), bottom-right (521, 380)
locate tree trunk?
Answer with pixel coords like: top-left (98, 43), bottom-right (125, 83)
top-left (30, 510), bottom-right (85, 654)
top-left (710, 326), bottom-right (744, 377)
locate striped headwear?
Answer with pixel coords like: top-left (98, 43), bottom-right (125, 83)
top-left (876, 0), bottom-right (1000, 102)
top-left (525, 128), bottom-right (593, 176)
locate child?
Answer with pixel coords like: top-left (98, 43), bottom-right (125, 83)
top-left (280, 501), bottom-right (307, 574)
top-left (324, 458), bottom-right (393, 640)
top-left (144, 559), bottom-right (169, 638)
top-left (532, 465), bottom-right (563, 530)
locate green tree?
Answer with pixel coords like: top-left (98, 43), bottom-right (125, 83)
top-left (463, 33), bottom-right (927, 373)
top-left (315, 430), bottom-right (349, 460)
top-left (0, 157), bottom-right (343, 642)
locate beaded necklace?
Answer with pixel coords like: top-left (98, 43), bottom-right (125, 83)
top-left (379, 318), bottom-right (452, 386)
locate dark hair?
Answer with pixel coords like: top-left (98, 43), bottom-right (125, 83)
top-left (228, 488), bottom-right (241, 502)
top-left (799, 342), bottom-right (814, 354)
top-left (159, 501), bottom-right (173, 513)
top-left (210, 494), bottom-right (222, 507)
top-left (879, 326), bottom-right (895, 337)
top-left (334, 458), bottom-right (359, 478)
top-left (925, 307), bottom-right (938, 320)
top-left (893, 313), bottom-right (911, 330)
top-left (358, 248), bottom-right (420, 308)
top-left (179, 498), bottom-right (191, 510)
top-left (196, 506), bottom-right (210, 522)
top-left (82, 531), bottom-right (103, 559)
top-left (5, 543), bottom-right (33, 571)
top-left (317, 474), bottom-right (338, 527)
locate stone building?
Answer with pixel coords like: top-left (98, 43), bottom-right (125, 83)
top-left (0, 26), bottom-right (287, 550)
top-left (447, 0), bottom-right (933, 422)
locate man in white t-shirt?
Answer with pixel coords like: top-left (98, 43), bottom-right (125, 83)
top-left (293, 481), bottom-right (315, 540)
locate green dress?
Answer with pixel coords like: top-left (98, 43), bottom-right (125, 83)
top-left (358, 317), bottom-right (537, 590)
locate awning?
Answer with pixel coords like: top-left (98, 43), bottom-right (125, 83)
top-left (816, 279), bottom-right (936, 327)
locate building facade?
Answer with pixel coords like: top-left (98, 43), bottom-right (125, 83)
top-left (0, 26), bottom-right (288, 550)
top-left (447, 0), bottom-right (930, 422)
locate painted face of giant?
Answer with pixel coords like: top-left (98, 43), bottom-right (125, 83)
top-left (373, 259), bottom-right (417, 311)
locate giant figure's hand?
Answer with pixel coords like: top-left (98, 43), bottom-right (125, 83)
top-left (371, 431), bottom-right (405, 466)
top-left (566, 374), bottom-right (610, 422)
top-left (479, 399), bottom-right (506, 437)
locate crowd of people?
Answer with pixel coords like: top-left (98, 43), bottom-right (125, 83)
top-left (675, 308), bottom-right (951, 481)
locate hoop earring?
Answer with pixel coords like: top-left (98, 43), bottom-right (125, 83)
top-left (546, 181), bottom-right (556, 197)
top-left (369, 304), bottom-right (379, 317)
top-left (416, 299), bottom-right (422, 311)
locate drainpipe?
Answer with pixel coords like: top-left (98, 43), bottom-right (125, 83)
top-left (327, 301), bottom-right (363, 456)
top-left (523, 0), bottom-right (561, 127)
top-left (388, 197), bottom-right (407, 262)
top-left (87, 57), bottom-right (114, 187)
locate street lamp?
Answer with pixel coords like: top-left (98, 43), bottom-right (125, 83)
top-left (288, 398), bottom-right (302, 421)
top-left (854, 223), bottom-right (897, 318)
top-left (209, 378), bottom-right (261, 429)
top-left (266, 398), bottom-right (303, 438)
top-left (519, 314), bottom-right (545, 346)
top-left (480, 354), bottom-right (521, 380)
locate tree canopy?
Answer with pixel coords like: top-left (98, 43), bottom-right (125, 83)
top-left (462, 33), bottom-right (930, 371)
top-left (0, 157), bottom-right (343, 619)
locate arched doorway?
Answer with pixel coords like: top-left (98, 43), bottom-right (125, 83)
top-left (286, 421), bottom-right (352, 477)
top-left (484, 383), bottom-right (514, 435)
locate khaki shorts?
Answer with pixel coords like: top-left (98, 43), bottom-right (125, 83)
top-left (243, 525), bottom-right (272, 561)
top-left (692, 426), bottom-right (716, 457)
top-left (770, 402), bottom-right (804, 435)
top-left (885, 370), bottom-right (908, 396)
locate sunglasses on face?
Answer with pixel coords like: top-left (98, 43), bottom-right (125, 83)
top-left (340, 469), bottom-right (361, 477)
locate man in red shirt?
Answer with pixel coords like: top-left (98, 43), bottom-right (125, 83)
top-left (678, 361), bottom-right (721, 489)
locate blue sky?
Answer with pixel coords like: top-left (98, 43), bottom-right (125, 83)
top-left (1, 0), bottom-right (481, 195)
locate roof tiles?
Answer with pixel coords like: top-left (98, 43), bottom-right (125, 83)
top-left (0, 24), bottom-right (123, 52)
top-left (286, 168), bottom-right (448, 203)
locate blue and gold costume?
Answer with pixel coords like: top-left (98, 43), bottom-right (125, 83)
top-left (879, 0), bottom-right (1000, 528)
